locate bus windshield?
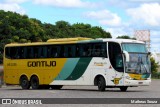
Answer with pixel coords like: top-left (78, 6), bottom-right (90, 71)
top-left (122, 43), bottom-right (151, 74)
top-left (122, 43), bottom-right (147, 53)
top-left (125, 53), bottom-right (151, 74)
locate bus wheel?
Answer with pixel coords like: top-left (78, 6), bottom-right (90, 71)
top-left (50, 85), bottom-right (63, 90)
top-left (20, 76), bottom-right (30, 89)
top-left (30, 76), bottom-right (40, 89)
top-left (120, 86), bottom-right (128, 92)
top-left (97, 76), bottom-right (106, 91)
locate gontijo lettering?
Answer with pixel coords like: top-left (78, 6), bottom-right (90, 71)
top-left (27, 61), bottom-right (56, 67)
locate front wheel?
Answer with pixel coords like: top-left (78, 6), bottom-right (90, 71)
top-left (97, 77), bottom-right (106, 91)
top-left (30, 76), bottom-right (40, 89)
top-left (20, 76), bottom-right (30, 89)
top-left (120, 86), bottom-right (128, 92)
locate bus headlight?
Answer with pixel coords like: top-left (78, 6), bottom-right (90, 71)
top-left (125, 76), bottom-right (132, 80)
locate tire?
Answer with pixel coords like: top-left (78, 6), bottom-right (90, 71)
top-left (120, 86), bottom-right (128, 92)
top-left (50, 85), bottom-right (63, 90)
top-left (20, 76), bottom-right (30, 89)
top-left (30, 76), bottom-right (40, 89)
top-left (97, 76), bottom-right (106, 91)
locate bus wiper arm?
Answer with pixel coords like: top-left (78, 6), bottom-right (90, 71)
top-left (141, 61), bottom-right (148, 74)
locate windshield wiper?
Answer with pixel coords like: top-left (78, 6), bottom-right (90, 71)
top-left (141, 61), bottom-right (149, 74)
top-left (139, 56), bottom-right (149, 74)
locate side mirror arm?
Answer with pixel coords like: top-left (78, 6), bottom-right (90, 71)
top-left (123, 51), bottom-right (130, 62)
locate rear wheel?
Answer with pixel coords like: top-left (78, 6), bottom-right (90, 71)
top-left (50, 85), bottom-right (63, 90)
top-left (120, 86), bottom-right (128, 92)
top-left (30, 76), bottom-right (40, 89)
top-left (97, 76), bottom-right (106, 91)
top-left (20, 76), bottom-right (30, 89)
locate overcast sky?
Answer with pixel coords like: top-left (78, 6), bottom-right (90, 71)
top-left (0, 0), bottom-right (160, 52)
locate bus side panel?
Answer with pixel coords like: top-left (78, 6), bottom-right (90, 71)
top-left (4, 59), bottom-right (20, 85)
top-left (25, 58), bottom-right (67, 85)
top-left (50, 58), bottom-right (92, 85)
top-left (4, 58), bottom-right (67, 85)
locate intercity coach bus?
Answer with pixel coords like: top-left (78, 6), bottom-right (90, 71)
top-left (3, 37), bottom-right (151, 91)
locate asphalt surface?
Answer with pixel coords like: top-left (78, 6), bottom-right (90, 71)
top-left (0, 79), bottom-right (160, 107)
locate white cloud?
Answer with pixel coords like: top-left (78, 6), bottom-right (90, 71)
top-left (0, 3), bottom-right (25, 14)
top-left (129, 0), bottom-right (160, 2)
top-left (127, 3), bottom-right (160, 26)
top-left (85, 10), bottom-right (122, 27)
top-left (4, 0), bottom-right (28, 4)
top-left (33, 0), bottom-right (98, 8)
top-left (106, 28), bottom-right (129, 38)
top-left (151, 38), bottom-right (160, 43)
top-left (151, 43), bottom-right (160, 52)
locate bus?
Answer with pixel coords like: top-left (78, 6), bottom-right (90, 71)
top-left (3, 37), bottom-right (151, 91)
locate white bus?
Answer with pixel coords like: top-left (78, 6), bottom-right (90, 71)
top-left (4, 38), bottom-right (151, 91)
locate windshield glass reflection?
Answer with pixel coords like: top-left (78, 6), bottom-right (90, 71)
top-left (125, 53), bottom-right (151, 74)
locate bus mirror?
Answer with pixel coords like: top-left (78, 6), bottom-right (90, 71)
top-left (123, 51), bottom-right (130, 62)
top-left (148, 52), bottom-right (151, 55)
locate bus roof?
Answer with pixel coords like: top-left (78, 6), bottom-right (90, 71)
top-left (102, 38), bottom-right (144, 44)
top-left (5, 38), bottom-right (145, 47)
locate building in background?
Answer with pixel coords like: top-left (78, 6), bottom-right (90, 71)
top-left (134, 30), bottom-right (150, 51)
top-left (134, 30), bottom-right (160, 72)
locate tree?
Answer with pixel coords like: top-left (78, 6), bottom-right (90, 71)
top-left (0, 10), bottom-right (113, 64)
top-left (117, 35), bottom-right (131, 39)
top-left (150, 57), bottom-right (159, 74)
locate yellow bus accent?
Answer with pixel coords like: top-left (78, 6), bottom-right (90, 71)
top-left (47, 37), bottom-right (92, 42)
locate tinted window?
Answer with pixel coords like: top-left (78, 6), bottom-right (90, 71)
top-left (108, 42), bottom-right (123, 72)
top-left (5, 42), bottom-right (107, 59)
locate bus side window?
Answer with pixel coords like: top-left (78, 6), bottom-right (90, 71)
top-left (101, 43), bottom-right (107, 58)
top-left (64, 46), bottom-right (68, 57)
top-left (79, 44), bottom-right (92, 57)
top-left (18, 47), bottom-right (25, 59)
top-left (26, 47), bottom-right (33, 59)
top-left (59, 46), bottom-right (64, 58)
top-left (87, 44), bottom-right (92, 57)
top-left (64, 45), bottom-right (76, 58)
top-left (49, 45), bottom-right (60, 58)
top-left (108, 42), bottom-right (123, 72)
top-left (75, 45), bottom-right (80, 57)
top-left (10, 47), bottom-right (19, 59)
top-left (38, 46), bottom-right (47, 58)
top-left (93, 43), bottom-right (107, 57)
top-left (93, 44), bottom-right (101, 57)
top-left (43, 46), bottom-right (47, 58)
top-left (53, 46), bottom-right (59, 58)
top-left (71, 45), bottom-right (76, 57)
top-left (5, 47), bottom-right (11, 59)
top-left (33, 47), bottom-right (39, 58)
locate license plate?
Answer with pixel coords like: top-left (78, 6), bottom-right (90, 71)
top-left (139, 82), bottom-right (143, 84)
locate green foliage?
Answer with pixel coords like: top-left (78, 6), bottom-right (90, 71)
top-left (19, 39), bottom-right (27, 43)
top-left (150, 57), bottom-right (159, 74)
top-left (117, 35), bottom-right (136, 40)
top-left (0, 10), bottom-right (112, 64)
top-left (12, 36), bottom-right (19, 42)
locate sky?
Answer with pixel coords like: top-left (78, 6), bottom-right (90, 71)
top-left (0, 0), bottom-right (160, 52)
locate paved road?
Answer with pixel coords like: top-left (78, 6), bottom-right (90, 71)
top-left (0, 80), bottom-right (160, 107)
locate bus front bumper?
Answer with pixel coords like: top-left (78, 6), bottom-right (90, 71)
top-left (124, 79), bottom-right (151, 86)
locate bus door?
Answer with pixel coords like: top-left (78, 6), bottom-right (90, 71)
top-left (108, 42), bottom-right (124, 86)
